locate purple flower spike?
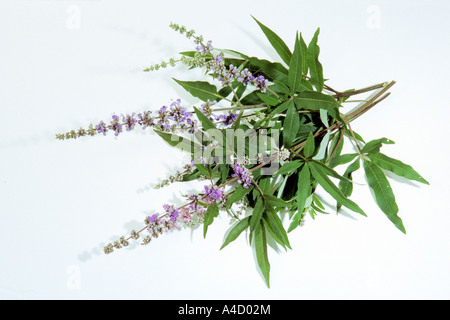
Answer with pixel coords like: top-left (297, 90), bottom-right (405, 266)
top-left (232, 162), bottom-right (253, 189)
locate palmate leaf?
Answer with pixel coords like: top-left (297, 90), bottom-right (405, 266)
top-left (368, 153), bottom-right (429, 185)
top-left (252, 16), bottom-right (292, 66)
top-left (363, 160), bottom-right (406, 234)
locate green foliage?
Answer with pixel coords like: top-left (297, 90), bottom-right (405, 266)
top-left (363, 160), bottom-right (405, 234)
top-left (77, 18), bottom-right (429, 289)
top-left (252, 16), bottom-right (292, 66)
top-left (161, 18), bottom-right (428, 287)
top-left (306, 28), bottom-right (324, 92)
top-left (173, 79), bottom-right (224, 102)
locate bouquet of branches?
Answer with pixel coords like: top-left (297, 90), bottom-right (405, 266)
top-left (57, 17), bottom-right (428, 287)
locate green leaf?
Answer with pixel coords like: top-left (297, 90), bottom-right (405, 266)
top-left (154, 130), bottom-right (199, 153)
top-left (264, 194), bottom-right (291, 208)
top-left (294, 91), bottom-right (339, 111)
top-left (219, 164), bottom-right (230, 184)
top-left (203, 203), bottom-right (219, 238)
top-left (263, 206), bottom-right (291, 250)
top-left (328, 130), bottom-right (344, 160)
top-left (368, 153), bottom-right (429, 185)
top-left (269, 100), bottom-right (291, 117)
top-left (312, 131), bottom-right (331, 160)
top-left (193, 106), bottom-right (217, 131)
top-left (173, 79), bottom-right (223, 102)
top-left (248, 57), bottom-right (289, 83)
top-left (195, 163), bottom-right (210, 177)
top-left (363, 160), bottom-right (406, 234)
top-left (337, 158), bottom-right (361, 212)
top-left (252, 16), bottom-right (292, 66)
top-left (250, 197), bottom-right (265, 232)
top-left (257, 93), bottom-right (280, 106)
top-left (307, 28), bottom-right (324, 92)
top-left (232, 109), bottom-right (244, 130)
top-left (226, 186), bottom-right (253, 210)
top-left (303, 132), bottom-right (315, 158)
top-left (297, 163), bottom-right (312, 214)
top-left (220, 216), bottom-right (250, 250)
top-left (254, 221), bottom-right (270, 288)
top-left (214, 48), bottom-right (249, 60)
top-left (274, 160), bottom-right (303, 176)
top-left (287, 211), bottom-right (303, 233)
top-left (271, 81), bottom-right (291, 96)
top-left (311, 160), bottom-right (354, 183)
top-left (240, 90), bottom-right (263, 105)
top-left (309, 161), bottom-right (366, 216)
top-left (299, 33), bottom-right (308, 75)
top-left (329, 153), bottom-right (359, 168)
top-left (182, 170), bottom-right (201, 182)
top-left (283, 100), bottom-right (299, 148)
top-left (320, 109), bottom-right (329, 127)
top-left (217, 86), bottom-right (233, 102)
top-left (288, 32), bottom-right (304, 93)
top-left (361, 137), bottom-right (395, 154)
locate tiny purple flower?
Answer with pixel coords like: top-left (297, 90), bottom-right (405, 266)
top-left (110, 114), bottom-right (123, 137)
top-left (148, 214), bottom-right (158, 224)
top-left (96, 121), bottom-right (108, 135)
top-left (204, 185), bottom-right (225, 204)
top-left (122, 113), bottom-right (138, 131)
top-left (232, 162), bottom-right (253, 189)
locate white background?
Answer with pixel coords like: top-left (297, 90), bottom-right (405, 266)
top-left (0, 0), bottom-right (449, 299)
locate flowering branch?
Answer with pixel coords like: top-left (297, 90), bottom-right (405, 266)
top-left (57, 19), bottom-right (428, 288)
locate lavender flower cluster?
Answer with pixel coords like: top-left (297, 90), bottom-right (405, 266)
top-left (169, 22), bottom-right (268, 93)
top-left (203, 185), bottom-right (226, 204)
top-left (232, 162), bottom-right (253, 189)
top-left (194, 42), bottom-right (269, 93)
top-left (56, 99), bottom-right (198, 140)
top-left (104, 182), bottom-right (226, 254)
